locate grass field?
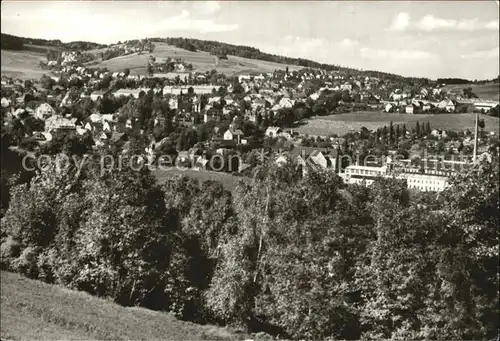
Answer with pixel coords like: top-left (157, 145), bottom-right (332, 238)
top-left (444, 83), bottom-right (499, 101)
top-left (91, 42), bottom-right (302, 76)
top-left (1, 271), bottom-right (244, 341)
top-left (295, 112), bottom-right (500, 137)
top-left (153, 168), bottom-right (250, 192)
top-left (1, 49), bottom-right (47, 80)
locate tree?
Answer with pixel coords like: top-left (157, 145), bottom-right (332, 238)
top-left (40, 75), bottom-right (55, 90)
top-left (382, 125), bottom-right (388, 141)
top-left (425, 121), bottom-right (431, 135)
top-left (415, 121), bottom-right (420, 137)
top-left (232, 81), bottom-right (244, 95)
top-left (389, 121), bottom-right (394, 143)
top-left (478, 118), bottom-right (485, 139)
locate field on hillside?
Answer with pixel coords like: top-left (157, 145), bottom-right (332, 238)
top-left (1, 41), bottom-right (301, 80)
top-left (1, 271), bottom-right (243, 341)
top-left (153, 168), bottom-right (250, 192)
top-left (444, 83), bottom-right (499, 101)
top-left (295, 112), bottom-right (500, 137)
top-left (89, 42), bottom-right (302, 75)
top-left (1, 49), bottom-right (47, 80)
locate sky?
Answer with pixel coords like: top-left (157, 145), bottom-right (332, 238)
top-left (1, 1), bottom-right (499, 80)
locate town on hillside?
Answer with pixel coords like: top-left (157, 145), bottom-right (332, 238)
top-left (2, 37), bottom-right (499, 192)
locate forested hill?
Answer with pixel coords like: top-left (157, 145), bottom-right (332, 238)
top-left (0, 32), bottom-right (441, 83)
top-left (0, 33), bottom-right (107, 51)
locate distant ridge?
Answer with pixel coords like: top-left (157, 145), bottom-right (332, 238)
top-left (0, 33), bottom-right (107, 52)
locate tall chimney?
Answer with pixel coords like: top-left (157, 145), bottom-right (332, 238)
top-left (473, 112), bottom-right (478, 164)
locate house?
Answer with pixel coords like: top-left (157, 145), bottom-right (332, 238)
top-left (89, 113), bottom-right (103, 123)
top-left (90, 91), bottom-right (107, 101)
top-left (340, 83), bottom-right (352, 92)
top-left (30, 131), bottom-right (52, 143)
top-left (422, 102), bottom-right (435, 112)
top-left (111, 132), bottom-right (128, 143)
top-left (340, 165), bottom-right (388, 186)
top-left (193, 156), bottom-right (209, 170)
top-left (278, 97), bottom-right (295, 109)
top-left (384, 103), bottom-right (396, 113)
top-left (1, 97), bottom-right (11, 108)
top-left (45, 116), bottom-right (76, 133)
top-left (224, 95), bottom-right (235, 106)
top-left (265, 126), bottom-right (281, 137)
top-left (473, 101), bottom-right (499, 112)
top-left (276, 147), bottom-right (338, 176)
top-left (402, 173), bottom-right (448, 192)
top-left (154, 116), bottom-right (166, 127)
top-left (85, 120), bottom-right (112, 132)
top-left (102, 114), bottom-right (115, 122)
top-left (251, 98), bottom-right (269, 111)
top-left (192, 96), bottom-right (201, 113)
top-left (204, 111), bottom-right (220, 123)
top-left (112, 88), bottom-right (143, 99)
top-left (223, 128), bottom-right (244, 144)
top-left (34, 103), bottom-right (55, 120)
top-left (168, 97), bottom-right (179, 110)
top-left (431, 129), bottom-right (448, 139)
top-left (405, 104), bottom-right (417, 114)
top-left (437, 99), bottom-right (456, 112)
top-left (238, 75), bottom-right (252, 83)
top-left (76, 126), bottom-right (88, 135)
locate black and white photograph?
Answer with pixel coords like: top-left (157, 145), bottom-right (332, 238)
top-left (0, 1), bottom-right (499, 340)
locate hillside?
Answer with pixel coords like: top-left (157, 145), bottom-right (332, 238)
top-left (1, 41), bottom-right (302, 79)
top-left (295, 112), bottom-right (500, 137)
top-left (1, 49), bottom-right (47, 80)
top-left (88, 42), bottom-right (303, 76)
top-left (443, 82), bottom-right (500, 101)
top-left (0, 271), bottom-right (244, 341)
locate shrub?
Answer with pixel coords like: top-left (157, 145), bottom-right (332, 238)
top-left (0, 236), bottom-right (21, 269)
top-left (11, 246), bottom-right (39, 278)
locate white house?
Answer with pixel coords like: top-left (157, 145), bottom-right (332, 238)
top-left (278, 97), bottom-right (295, 109)
top-left (35, 103), bottom-right (56, 120)
top-left (223, 128), bottom-right (244, 144)
top-left (437, 99), bottom-right (455, 112)
top-left (384, 103), bottom-right (396, 113)
top-left (45, 116), bottom-right (76, 133)
top-left (1, 97), bottom-right (11, 108)
top-left (405, 104), bottom-right (416, 114)
top-left (90, 91), bottom-right (106, 101)
top-left (89, 113), bottom-right (103, 123)
top-left (265, 126), bottom-right (281, 137)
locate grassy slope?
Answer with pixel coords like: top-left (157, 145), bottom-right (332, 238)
top-left (444, 83), bottom-right (500, 101)
top-left (91, 42), bottom-right (302, 76)
top-left (0, 271), bottom-right (244, 341)
top-left (153, 168), bottom-right (250, 192)
top-left (295, 112), bottom-right (500, 137)
top-left (1, 49), bottom-right (47, 80)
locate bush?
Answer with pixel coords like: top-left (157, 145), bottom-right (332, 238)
top-left (0, 236), bottom-right (21, 269)
top-left (11, 246), bottom-right (39, 278)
